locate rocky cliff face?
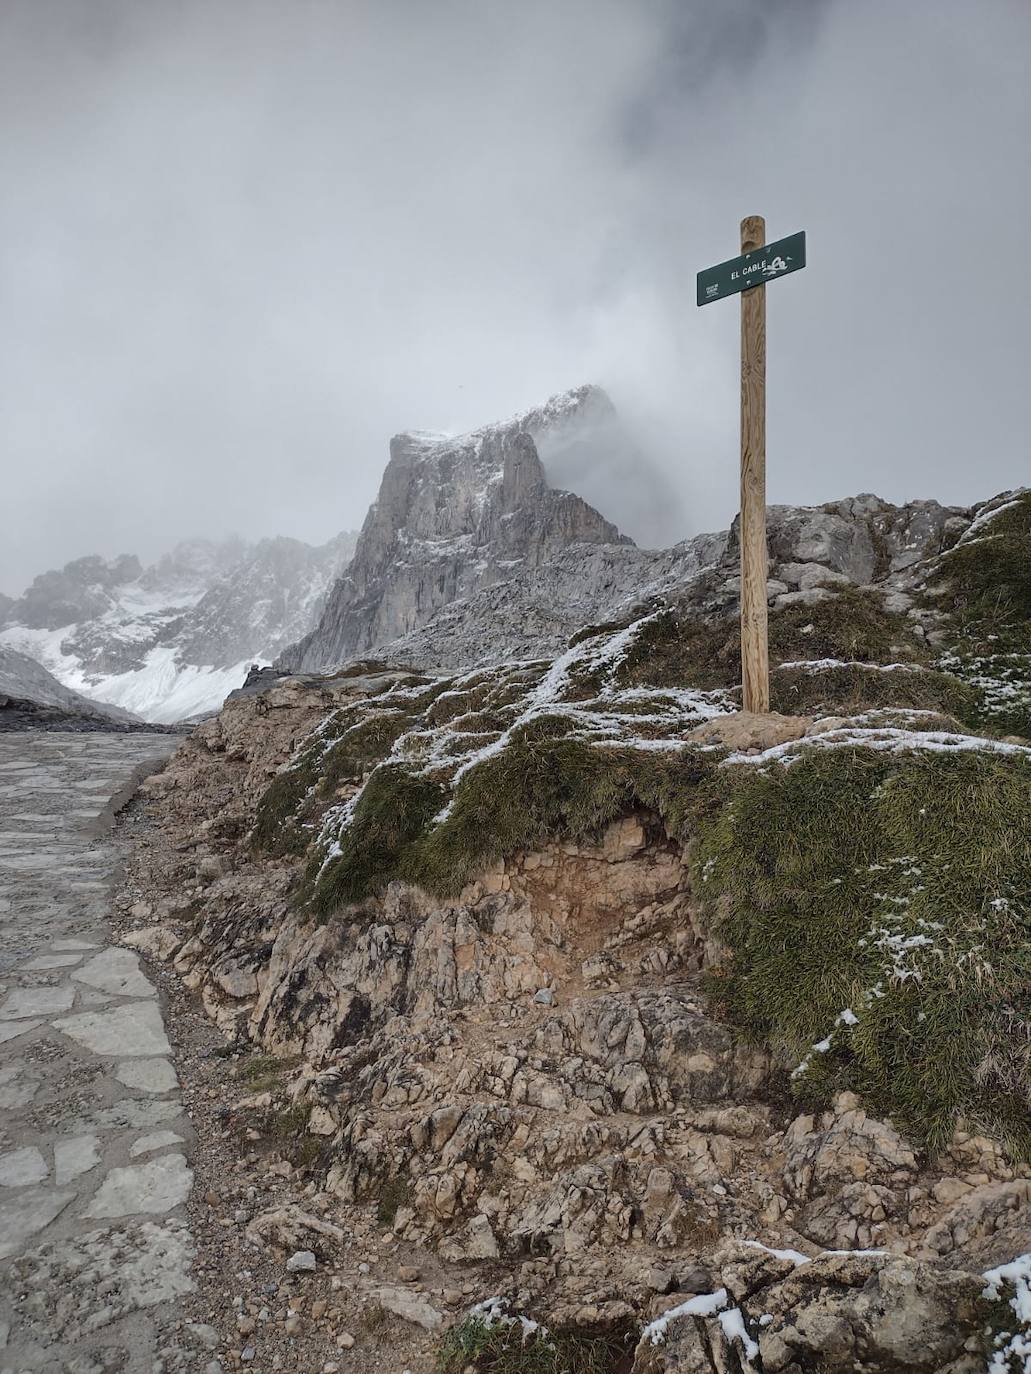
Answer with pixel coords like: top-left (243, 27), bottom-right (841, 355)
top-left (277, 388), bottom-right (632, 674)
top-left (372, 490), bottom-right (969, 674)
top-left (0, 532), bottom-right (357, 723)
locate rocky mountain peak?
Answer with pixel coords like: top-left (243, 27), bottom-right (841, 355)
top-left (9, 552), bottom-right (145, 631)
top-left (278, 387), bottom-right (633, 674)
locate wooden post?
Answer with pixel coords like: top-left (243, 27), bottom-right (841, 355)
top-left (739, 214), bottom-right (769, 714)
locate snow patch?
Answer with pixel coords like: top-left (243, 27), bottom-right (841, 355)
top-left (723, 727), bottom-right (1031, 769)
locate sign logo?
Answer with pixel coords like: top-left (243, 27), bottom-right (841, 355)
top-left (696, 230), bottom-right (806, 306)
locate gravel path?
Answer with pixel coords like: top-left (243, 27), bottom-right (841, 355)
top-left (0, 731), bottom-right (215, 1374)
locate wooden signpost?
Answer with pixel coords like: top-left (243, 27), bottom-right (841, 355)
top-left (697, 220), bottom-right (806, 714)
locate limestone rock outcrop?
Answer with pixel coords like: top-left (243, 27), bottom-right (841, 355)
top-left (277, 387), bottom-right (634, 673)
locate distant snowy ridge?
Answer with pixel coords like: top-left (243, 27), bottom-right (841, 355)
top-left (0, 531), bottom-right (357, 724)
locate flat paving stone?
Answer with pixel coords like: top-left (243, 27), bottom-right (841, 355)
top-left (115, 1056), bottom-right (178, 1093)
top-left (0, 1018), bottom-right (41, 1044)
top-left (54, 1133), bottom-right (103, 1186)
top-left (0, 1187), bottom-right (75, 1259)
top-left (53, 999), bottom-right (171, 1056)
top-left (0, 985), bottom-right (76, 1019)
top-left (0, 1063), bottom-right (41, 1108)
top-left (51, 939), bottom-right (99, 951)
top-left (68, 1098), bottom-right (183, 1133)
top-left (21, 953), bottom-right (84, 970)
top-left (86, 1153), bottom-right (193, 1218)
top-left (129, 1130), bottom-right (185, 1158)
top-left (0, 1145), bottom-right (49, 1187)
top-left (72, 946), bottom-right (155, 999)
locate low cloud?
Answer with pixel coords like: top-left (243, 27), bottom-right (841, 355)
top-left (1, 0), bottom-right (1028, 590)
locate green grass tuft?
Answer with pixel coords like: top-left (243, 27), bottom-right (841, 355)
top-left (308, 764), bottom-right (447, 913)
top-left (250, 757), bottom-right (321, 857)
top-left (437, 1315), bottom-right (633, 1374)
top-left (768, 586), bottom-right (924, 667)
top-left (317, 713), bottom-right (415, 796)
top-left (377, 1176), bottom-right (411, 1227)
top-left (614, 587), bottom-right (924, 696)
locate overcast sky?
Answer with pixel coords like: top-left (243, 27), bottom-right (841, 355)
top-left (2, 0), bottom-right (1029, 594)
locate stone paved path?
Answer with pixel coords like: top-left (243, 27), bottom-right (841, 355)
top-left (0, 732), bottom-right (215, 1374)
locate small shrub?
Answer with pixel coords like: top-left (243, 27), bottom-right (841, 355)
top-left (360, 1300), bottom-right (390, 1334)
top-left (238, 1052), bottom-right (300, 1093)
top-left (437, 1312), bottom-right (634, 1374)
top-left (377, 1176), bottom-right (410, 1226)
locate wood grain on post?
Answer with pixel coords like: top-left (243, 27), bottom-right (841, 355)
top-left (739, 214), bottom-right (770, 714)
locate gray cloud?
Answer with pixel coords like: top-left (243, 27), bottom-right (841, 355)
top-left (2, 0), bottom-right (1028, 591)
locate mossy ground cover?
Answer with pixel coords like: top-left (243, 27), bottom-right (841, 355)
top-left (927, 492), bottom-right (1031, 651)
top-left (251, 705), bottom-right (423, 857)
top-left (768, 661), bottom-right (980, 723)
top-left (696, 745), bottom-right (1031, 1155)
top-left (260, 613), bottom-right (734, 896)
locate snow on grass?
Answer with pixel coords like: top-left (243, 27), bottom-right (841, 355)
top-left (791, 855), bottom-right (958, 1080)
top-left (778, 658), bottom-right (925, 673)
top-left (954, 490), bottom-right (1028, 548)
top-left (722, 726), bottom-right (1031, 769)
top-left (983, 1252), bottom-right (1031, 1374)
top-left (466, 1296), bottom-right (545, 1340)
top-left (333, 613), bottom-right (733, 826)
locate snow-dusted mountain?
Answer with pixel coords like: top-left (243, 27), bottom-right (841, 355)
top-left (0, 532), bottom-right (357, 723)
top-left (277, 386), bottom-right (634, 674)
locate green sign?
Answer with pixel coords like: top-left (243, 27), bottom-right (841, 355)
top-left (697, 230), bottom-right (806, 307)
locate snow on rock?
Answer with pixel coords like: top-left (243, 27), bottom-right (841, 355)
top-left (641, 1288), bottom-right (729, 1344)
top-left (982, 1252), bottom-right (1031, 1374)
